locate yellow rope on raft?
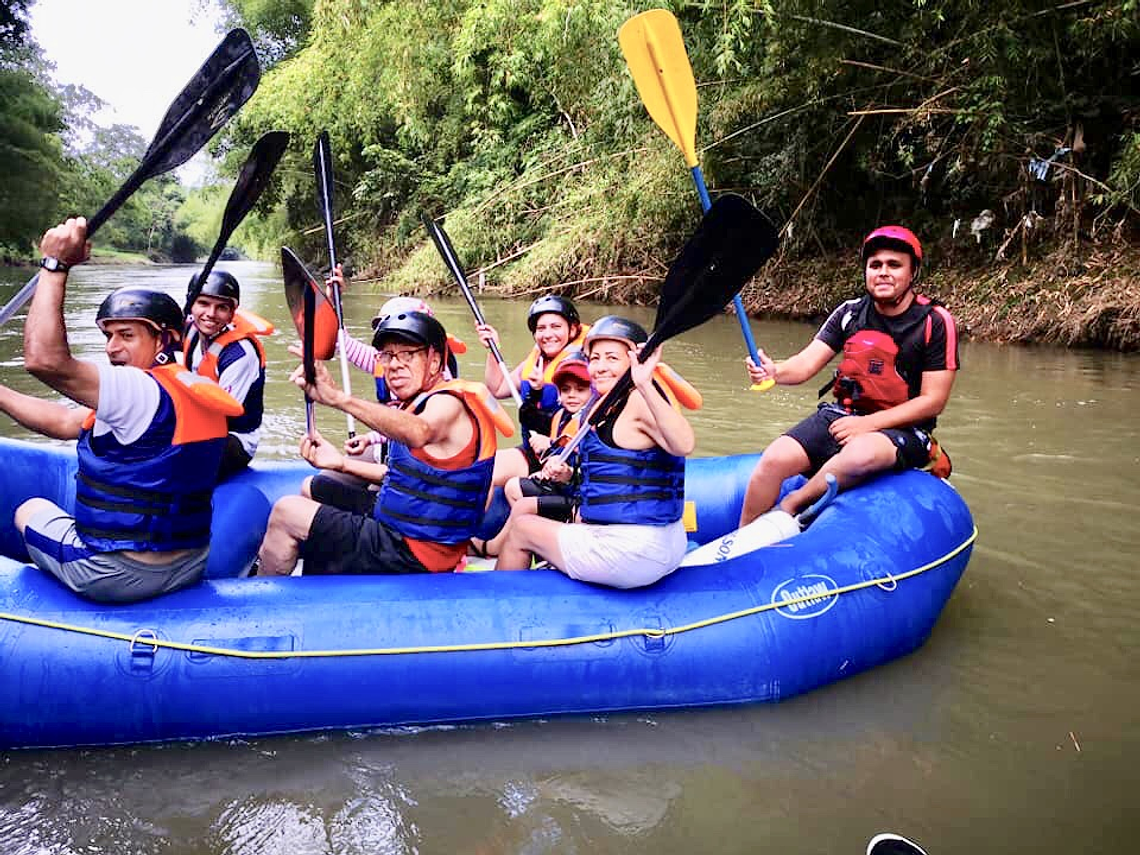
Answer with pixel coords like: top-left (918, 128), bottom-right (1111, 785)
top-left (0, 526), bottom-right (977, 659)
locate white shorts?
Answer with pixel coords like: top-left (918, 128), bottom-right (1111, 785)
top-left (556, 519), bottom-right (687, 589)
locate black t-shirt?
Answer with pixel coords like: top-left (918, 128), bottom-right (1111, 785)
top-left (816, 294), bottom-right (960, 426)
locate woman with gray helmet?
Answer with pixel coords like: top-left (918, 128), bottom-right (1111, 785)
top-left (475, 293), bottom-right (590, 489)
top-left (493, 315), bottom-right (695, 588)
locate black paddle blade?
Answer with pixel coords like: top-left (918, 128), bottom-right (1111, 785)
top-left (189, 131), bottom-right (290, 305)
top-left (220, 130), bottom-right (290, 239)
top-left (648, 193), bottom-right (779, 351)
top-left (580, 195), bottom-right (779, 433)
top-left (143, 29), bottom-right (260, 177)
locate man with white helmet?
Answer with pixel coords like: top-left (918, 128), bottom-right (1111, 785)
top-left (739, 225), bottom-right (960, 526)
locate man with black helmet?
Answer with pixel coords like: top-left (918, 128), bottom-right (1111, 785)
top-left (257, 310), bottom-right (513, 576)
top-left (184, 269), bottom-right (273, 478)
top-left (1, 217), bottom-right (242, 603)
top-left (738, 225), bottom-right (960, 526)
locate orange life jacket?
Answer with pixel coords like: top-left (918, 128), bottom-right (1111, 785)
top-left (184, 308), bottom-right (274, 381)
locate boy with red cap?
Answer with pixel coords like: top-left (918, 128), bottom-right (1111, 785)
top-left (470, 349), bottom-right (594, 557)
top-left (739, 225), bottom-right (960, 526)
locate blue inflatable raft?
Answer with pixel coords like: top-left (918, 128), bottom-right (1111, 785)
top-left (0, 436), bottom-right (975, 749)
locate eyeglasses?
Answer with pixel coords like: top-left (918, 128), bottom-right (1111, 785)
top-left (376, 346), bottom-right (427, 366)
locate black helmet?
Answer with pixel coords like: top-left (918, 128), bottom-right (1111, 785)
top-left (527, 295), bottom-right (580, 333)
top-left (187, 270), bottom-right (240, 305)
top-left (584, 315), bottom-right (647, 352)
top-left (96, 288), bottom-right (184, 340)
top-left (372, 310), bottom-right (447, 356)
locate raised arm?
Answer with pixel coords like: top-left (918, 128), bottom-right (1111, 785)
top-left (630, 344), bottom-right (696, 457)
top-left (475, 322), bottom-right (519, 399)
top-left (290, 354), bottom-right (471, 452)
top-left (24, 218), bottom-right (101, 409)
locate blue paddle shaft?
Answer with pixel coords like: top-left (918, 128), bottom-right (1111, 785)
top-left (690, 166), bottom-right (761, 363)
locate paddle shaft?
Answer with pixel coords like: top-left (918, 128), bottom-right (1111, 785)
top-left (422, 216), bottom-right (524, 406)
top-left (303, 274), bottom-right (316, 437)
top-left (0, 42), bottom-right (256, 328)
top-left (314, 133), bottom-right (356, 437)
top-left (621, 9), bottom-right (771, 388)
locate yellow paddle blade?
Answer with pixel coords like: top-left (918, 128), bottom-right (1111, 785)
top-left (619, 9), bottom-right (699, 168)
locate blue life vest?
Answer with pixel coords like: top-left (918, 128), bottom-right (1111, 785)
top-left (577, 429), bottom-right (685, 526)
top-left (74, 366), bottom-right (236, 553)
top-left (373, 382), bottom-right (504, 544)
top-left (374, 373), bottom-right (395, 404)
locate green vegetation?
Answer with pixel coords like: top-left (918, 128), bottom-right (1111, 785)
top-left (2, 0), bottom-right (1138, 345)
top-left (208, 0), bottom-right (1138, 346)
top-left (0, 2), bottom-right (234, 264)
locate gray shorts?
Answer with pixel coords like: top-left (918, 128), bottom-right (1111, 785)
top-left (23, 503), bottom-right (209, 603)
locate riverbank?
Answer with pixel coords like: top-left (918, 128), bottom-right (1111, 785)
top-left (1, 249), bottom-right (153, 268)
top-left (430, 238), bottom-right (1140, 352)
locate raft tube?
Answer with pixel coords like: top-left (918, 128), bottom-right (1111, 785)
top-left (0, 437), bottom-right (975, 749)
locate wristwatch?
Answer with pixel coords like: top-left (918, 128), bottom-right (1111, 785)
top-left (39, 256), bottom-right (71, 273)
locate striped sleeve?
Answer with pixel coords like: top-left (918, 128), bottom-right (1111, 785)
top-left (340, 332), bottom-right (378, 373)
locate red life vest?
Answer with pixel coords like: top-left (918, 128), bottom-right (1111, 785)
top-left (830, 329), bottom-right (911, 412)
top-left (826, 295), bottom-right (950, 413)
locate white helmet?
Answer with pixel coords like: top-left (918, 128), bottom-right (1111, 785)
top-left (372, 296), bottom-right (434, 330)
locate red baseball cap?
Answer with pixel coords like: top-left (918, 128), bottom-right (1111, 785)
top-left (552, 350), bottom-right (590, 385)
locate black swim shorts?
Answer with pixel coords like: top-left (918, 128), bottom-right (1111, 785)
top-left (785, 403), bottom-right (932, 475)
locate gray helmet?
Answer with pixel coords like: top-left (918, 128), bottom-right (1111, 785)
top-left (527, 295), bottom-right (579, 332)
top-left (584, 315), bottom-right (647, 352)
top-left (371, 310), bottom-right (447, 356)
top-left (187, 270), bottom-right (240, 306)
top-left (96, 288), bottom-right (184, 340)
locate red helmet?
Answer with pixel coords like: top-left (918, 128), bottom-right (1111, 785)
top-left (862, 225), bottom-right (922, 266)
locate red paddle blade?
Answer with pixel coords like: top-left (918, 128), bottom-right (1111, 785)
top-left (281, 246), bottom-right (339, 361)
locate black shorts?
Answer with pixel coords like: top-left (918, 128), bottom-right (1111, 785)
top-left (301, 505), bottom-right (426, 575)
top-left (785, 403), bottom-right (933, 475)
top-left (217, 435), bottom-right (252, 481)
top-left (518, 476), bottom-right (575, 522)
top-left (309, 470), bottom-right (378, 517)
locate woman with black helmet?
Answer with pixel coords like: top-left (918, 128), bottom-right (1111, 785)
top-left (4, 217), bottom-right (241, 603)
top-left (493, 315), bottom-right (695, 588)
top-left (183, 269), bottom-right (273, 479)
top-left (739, 225), bottom-right (960, 527)
top-left (474, 294), bottom-right (590, 489)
